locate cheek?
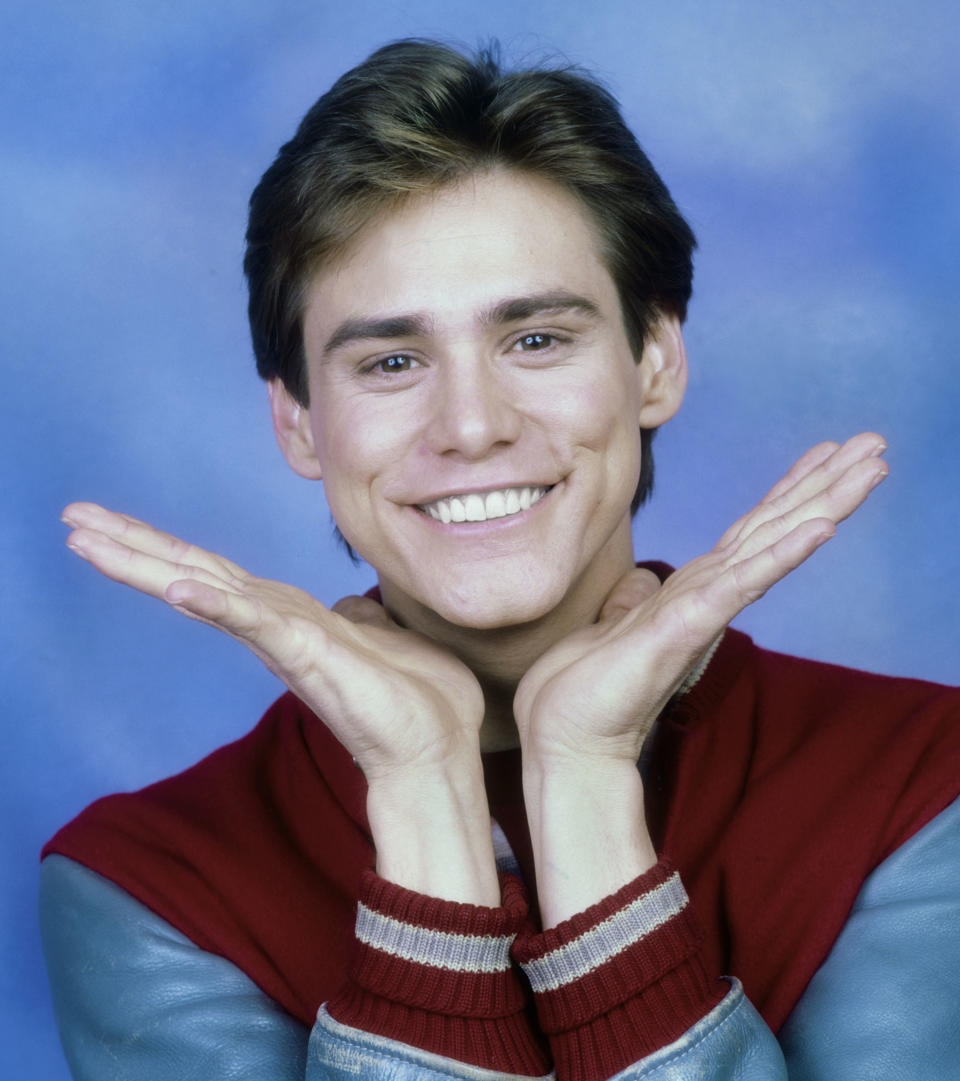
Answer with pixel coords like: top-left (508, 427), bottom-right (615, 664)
top-left (562, 370), bottom-right (644, 506)
top-left (547, 365), bottom-right (642, 454)
top-left (308, 406), bottom-right (371, 528)
top-left (312, 399), bottom-right (397, 481)
top-left (311, 397), bottom-right (423, 536)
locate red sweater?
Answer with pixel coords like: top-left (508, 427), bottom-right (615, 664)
top-left (44, 627), bottom-right (960, 1078)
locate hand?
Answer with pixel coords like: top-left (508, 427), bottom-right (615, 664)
top-left (514, 433), bottom-right (890, 766)
top-left (61, 503), bottom-right (485, 782)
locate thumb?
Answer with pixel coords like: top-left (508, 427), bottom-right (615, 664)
top-left (331, 594), bottom-right (397, 628)
top-left (597, 568), bottom-right (661, 624)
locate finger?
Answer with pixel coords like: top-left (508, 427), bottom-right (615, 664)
top-left (66, 526), bottom-right (243, 601)
top-left (797, 452), bottom-right (889, 528)
top-left (63, 503), bottom-right (250, 583)
top-left (719, 455), bottom-right (887, 570)
top-left (763, 433), bottom-right (887, 517)
top-left (699, 517), bottom-right (838, 630)
top-left (164, 578), bottom-right (329, 689)
top-left (62, 502), bottom-right (249, 585)
top-left (717, 433), bottom-right (887, 551)
top-left (759, 441), bottom-right (839, 503)
top-left (331, 594), bottom-right (397, 628)
top-left (164, 577), bottom-right (268, 637)
top-left (597, 569), bottom-right (661, 623)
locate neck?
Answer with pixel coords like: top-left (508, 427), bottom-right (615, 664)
top-left (379, 534), bottom-right (637, 752)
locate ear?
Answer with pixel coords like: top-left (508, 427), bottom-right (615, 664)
top-left (635, 313), bottom-right (688, 429)
top-left (268, 379), bottom-right (324, 480)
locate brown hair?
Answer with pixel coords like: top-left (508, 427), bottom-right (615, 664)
top-left (245, 38), bottom-right (696, 514)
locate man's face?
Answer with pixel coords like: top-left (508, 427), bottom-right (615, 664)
top-left (296, 169), bottom-right (668, 630)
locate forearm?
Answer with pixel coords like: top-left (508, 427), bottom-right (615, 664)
top-left (329, 742), bottom-right (549, 1075)
top-left (523, 754), bottom-right (656, 927)
top-left (365, 742), bottom-right (500, 906)
top-left (518, 752), bottom-right (728, 1079)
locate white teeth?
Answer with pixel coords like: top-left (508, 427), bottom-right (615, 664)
top-left (464, 494), bottom-right (485, 521)
top-left (419, 486), bottom-right (549, 524)
top-left (485, 490), bottom-right (506, 518)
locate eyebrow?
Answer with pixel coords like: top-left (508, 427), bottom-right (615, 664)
top-left (320, 291), bottom-right (602, 359)
top-left (322, 315), bottom-right (430, 358)
top-left (482, 291), bottom-right (602, 327)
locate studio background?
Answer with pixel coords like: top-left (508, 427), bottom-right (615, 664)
top-left (3, 1), bottom-right (957, 1076)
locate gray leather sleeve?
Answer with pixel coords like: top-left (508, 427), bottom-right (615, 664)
top-left (779, 792), bottom-right (960, 1079)
top-left (606, 982), bottom-right (785, 1080)
top-left (308, 1006), bottom-right (555, 1081)
top-left (40, 793), bottom-right (960, 1080)
top-left (37, 859), bottom-right (785, 1081)
top-left (39, 854), bottom-right (310, 1080)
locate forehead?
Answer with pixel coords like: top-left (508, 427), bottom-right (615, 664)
top-left (301, 169), bottom-right (619, 343)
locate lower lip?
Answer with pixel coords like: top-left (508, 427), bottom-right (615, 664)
top-left (412, 486), bottom-right (556, 533)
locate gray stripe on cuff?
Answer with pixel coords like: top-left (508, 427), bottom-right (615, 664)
top-left (522, 872), bottom-right (688, 993)
top-left (356, 903), bottom-right (514, 973)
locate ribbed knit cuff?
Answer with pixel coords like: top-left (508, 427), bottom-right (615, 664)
top-left (512, 860), bottom-right (725, 1081)
top-left (327, 870), bottom-right (551, 1076)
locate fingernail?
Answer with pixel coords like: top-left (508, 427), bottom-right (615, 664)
top-left (870, 442), bottom-right (887, 457)
top-left (869, 468), bottom-right (889, 489)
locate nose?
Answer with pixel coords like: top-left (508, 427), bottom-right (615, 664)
top-left (424, 355), bottom-right (523, 460)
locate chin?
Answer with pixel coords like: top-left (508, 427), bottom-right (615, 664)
top-left (425, 576), bottom-right (569, 632)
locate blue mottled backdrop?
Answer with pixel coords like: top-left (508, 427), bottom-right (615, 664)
top-left (2, 1), bottom-right (957, 1075)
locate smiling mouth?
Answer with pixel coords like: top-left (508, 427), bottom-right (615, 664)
top-left (417, 486), bottom-right (551, 524)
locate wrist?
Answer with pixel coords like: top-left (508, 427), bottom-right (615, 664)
top-left (366, 747), bottom-right (500, 905)
top-left (522, 754), bottom-right (657, 928)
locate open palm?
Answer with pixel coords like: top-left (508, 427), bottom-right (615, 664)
top-left (515, 434), bottom-right (889, 765)
top-left (62, 503), bottom-right (485, 781)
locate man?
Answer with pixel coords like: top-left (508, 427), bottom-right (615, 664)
top-left (42, 39), bottom-right (960, 1080)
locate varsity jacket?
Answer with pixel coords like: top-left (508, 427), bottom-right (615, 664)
top-left (41, 627), bottom-right (960, 1079)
